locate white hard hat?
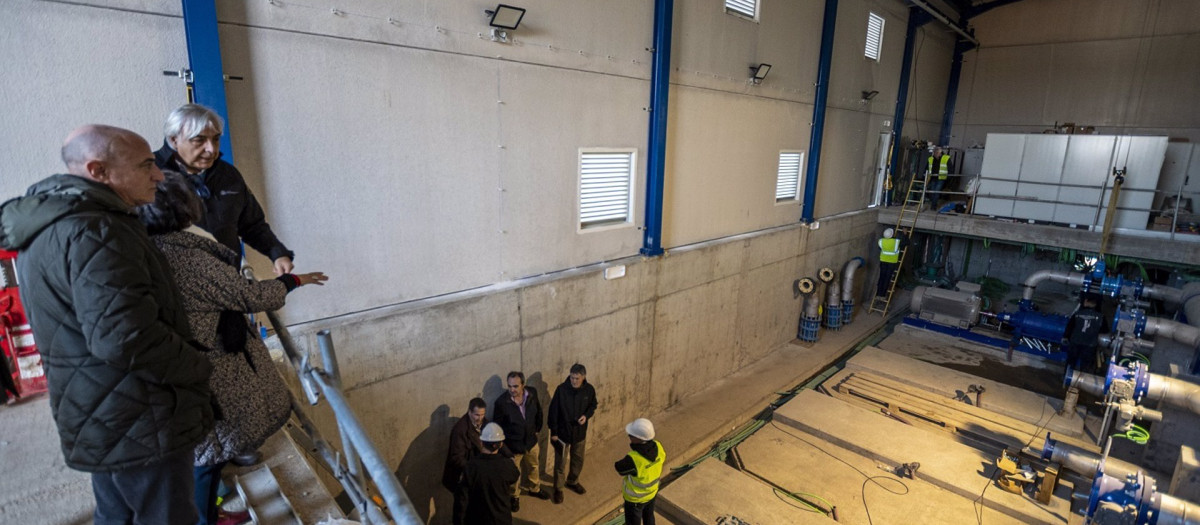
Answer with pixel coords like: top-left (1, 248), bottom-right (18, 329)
top-left (884, 228), bottom-right (894, 238)
top-left (480, 422), bottom-right (505, 443)
top-left (626, 418), bottom-right (655, 441)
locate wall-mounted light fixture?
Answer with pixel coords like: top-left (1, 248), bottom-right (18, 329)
top-left (749, 63), bottom-right (771, 85)
top-left (485, 4), bottom-right (526, 42)
top-left (861, 90), bottom-right (879, 101)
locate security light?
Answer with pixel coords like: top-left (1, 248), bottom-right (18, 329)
top-left (486, 4), bottom-right (526, 30)
top-left (750, 63), bottom-right (771, 84)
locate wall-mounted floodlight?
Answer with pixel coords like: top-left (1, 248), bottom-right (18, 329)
top-left (861, 90), bottom-right (879, 101)
top-left (486, 4), bottom-right (526, 30)
top-left (484, 4), bottom-right (525, 43)
top-left (750, 63), bottom-right (771, 84)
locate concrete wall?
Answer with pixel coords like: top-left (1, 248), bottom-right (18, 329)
top-left (1, 0), bottom-right (942, 325)
top-left (287, 210), bottom-right (879, 522)
top-left (950, 0), bottom-right (1200, 147)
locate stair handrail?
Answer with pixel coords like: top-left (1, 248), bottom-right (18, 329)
top-left (246, 267), bottom-right (421, 524)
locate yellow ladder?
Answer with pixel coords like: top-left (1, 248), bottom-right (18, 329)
top-left (869, 173), bottom-right (927, 315)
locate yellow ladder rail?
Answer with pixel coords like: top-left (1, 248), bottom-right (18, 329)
top-left (870, 173), bottom-right (928, 315)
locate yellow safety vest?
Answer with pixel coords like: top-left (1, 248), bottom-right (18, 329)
top-left (879, 238), bottom-right (900, 263)
top-left (927, 154), bottom-right (950, 180)
top-left (622, 441), bottom-right (665, 503)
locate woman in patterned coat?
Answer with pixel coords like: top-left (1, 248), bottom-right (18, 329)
top-left (138, 172), bottom-right (327, 525)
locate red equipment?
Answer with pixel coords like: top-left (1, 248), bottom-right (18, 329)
top-left (1, 250), bottom-right (47, 398)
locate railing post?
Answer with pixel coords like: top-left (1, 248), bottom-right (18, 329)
top-left (316, 331), bottom-right (368, 506)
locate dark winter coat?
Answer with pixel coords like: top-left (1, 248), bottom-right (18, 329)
top-left (463, 452), bottom-right (519, 525)
top-left (155, 144), bottom-right (293, 262)
top-left (151, 230), bottom-right (293, 466)
top-left (0, 174), bottom-right (213, 472)
top-left (442, 413), bottom-right (485, 491)
top-left (547, 378), bottom-right (597, 445)
top-left (493, 388), bottom-right (543, 454)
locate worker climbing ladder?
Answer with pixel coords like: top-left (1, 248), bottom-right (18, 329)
top-left (868, 172), bottom-right (927, 315)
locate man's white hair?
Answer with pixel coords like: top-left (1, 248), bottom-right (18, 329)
top-left (163, 104), bottom-right (224, 142)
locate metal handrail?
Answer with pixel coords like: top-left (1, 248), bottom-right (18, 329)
top-left (245, 267), bottom-right (421, 524)
top-left (906, 172), bottom-right (1200, 240)
top-left (271, 311), bottom-right (422, 525)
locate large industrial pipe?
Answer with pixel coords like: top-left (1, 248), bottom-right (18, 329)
top-left (1146, 373), bottom-right (1200, 416)
top-left (1144, 316), bottom-right (1200, 350)
top-left (841, 257), bottom-right (864, 325)
top-left (802, 285), bottom-right (821, 319)
top-left (1183, 282), bottom-right (1200, 326)
top-left (1040, 435), bottom-right (1141, 481)
top-left (826, 277), bottom-right (841, 308)
top-left (1142, 283), bottom-right (1184, 305)
top-left (798, 277), bottom-right (821, 342)
top-left (1071, 365), bottom-right (1200, 416)
top-left (1066, 369), bottom-right (1106, 397)
top-left (841, 257), bottom-right (864, 304)
top-left (825, 274), bottom-right (843, 330)
top-left (1021, 270), bottom-right (1088, 302)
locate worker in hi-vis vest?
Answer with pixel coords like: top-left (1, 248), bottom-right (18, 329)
top-left (876, 228), bottom-right (902, 298)
top-left (614, 418), bottom-right (665, 525)
top-left (926, 146), bottom-right (951, 209)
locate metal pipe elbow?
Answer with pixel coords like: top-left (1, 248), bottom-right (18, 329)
top-left (841, 257), bottom-right (865, 303)
top-left (1022, 270), bottom-right (1087, 302)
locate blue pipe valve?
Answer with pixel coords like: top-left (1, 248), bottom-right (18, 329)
top-left (1087, 467), bottom-right (1160, 524)
top-left (1105, 360), bottom-right (1150, 404)
top-left (1113, 307), bottom-right (1147, 338)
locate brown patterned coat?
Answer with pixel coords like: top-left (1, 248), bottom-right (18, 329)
top-left (151, 230), bottom-right (292, 466)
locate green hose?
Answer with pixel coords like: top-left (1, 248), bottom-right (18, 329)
top-left (773, 488), bottom-right (834, 514)
top-left (1114, 423), bottom-right (1150, 445)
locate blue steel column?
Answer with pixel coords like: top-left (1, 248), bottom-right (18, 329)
top-left (800, 0), bottom-right (838, 223)
top-left (640, 0), bottom-right (674, 257)
top-left (939, 39), bottom-right (976, 146)
top-left (181, 0), bottom-right (234, 163)
top-left (886, 9), bottom-right (922, 186)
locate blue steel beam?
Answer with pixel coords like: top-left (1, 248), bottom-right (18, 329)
top-left (641, 0), bottom-right (673, 257)
top-left (180, 0), bottom-right (234, 163)
top-left (938, 0), bottom-right (1027, 145)
top-left (938, 39), bottom-right (976, 146)
top-left (886, 8), bottom-right (931, 184)
top-left (800, 0), bottom-right (838, 223)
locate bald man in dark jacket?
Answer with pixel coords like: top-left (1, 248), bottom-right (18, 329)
top-left (0, 125), bottom-right (213, 524)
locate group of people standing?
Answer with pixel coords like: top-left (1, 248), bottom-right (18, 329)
top-left (440, 366), bottom-right (666, 525)
top-left (0, 105), bottom-right (326, 525)
top-left (0, 103), bottom-right (667, 525)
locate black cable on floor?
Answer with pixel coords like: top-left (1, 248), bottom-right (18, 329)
top-left (862, 475), bottom-right (909, 525)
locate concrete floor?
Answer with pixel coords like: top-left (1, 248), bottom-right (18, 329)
top-left (651, 315), bottom-right (1101, 525)
top-left (522, 306), bottom-right (897, 525)
top-left (0, 395), bottom-right (92, 525)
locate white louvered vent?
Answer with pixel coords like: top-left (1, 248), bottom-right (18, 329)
top-left (579, 150), bottom-right (635, 229)
top-left (776, 151), bottom-right (803, 202)
top-left (726, 0), bottom-right (756, 19)
top-left (865, 12), bottom-right (885, 61)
